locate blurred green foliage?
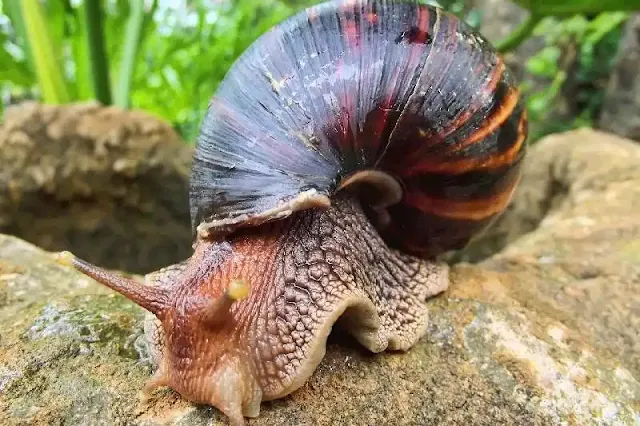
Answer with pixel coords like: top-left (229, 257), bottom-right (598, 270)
top-left (1, 0), bottom-right (310, 141)
top-left (129, 0), bottom-right (304, 140)
top-left (0, 0), bottom-right (637, 144)
top-left (521, 12), bottom-right (629, 140)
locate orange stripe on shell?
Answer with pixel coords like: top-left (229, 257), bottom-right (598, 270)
top-left (403, 175), bottom-right (521, 221)
top-left (405, 108), bottom-right (527, 175)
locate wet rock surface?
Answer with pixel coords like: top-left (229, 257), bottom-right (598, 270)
top-left (0, 128), bottom-right (639, 425)
top-left (0, 102), bottom-right (193, 274)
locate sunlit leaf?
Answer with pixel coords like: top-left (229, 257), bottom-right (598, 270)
top-left (0, 55), bottom-right (33, 86)
top-left (19, 0), bottom-right (70, 104)
top-left (584, 12), bottom-right (628, 47)
top-left (0, 32), bottom-right (32, 86)
top-left (563, 15), bottom-right (588, 37)
top-left (114, 0), bottom-right (145, 108)
top-left (2, 0), bottom-right (33, 75)
top-left (68, 2), bottom-right (93, 100)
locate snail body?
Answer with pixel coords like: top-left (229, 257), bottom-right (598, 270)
top-left (61, 1), bottom-right (527, 425)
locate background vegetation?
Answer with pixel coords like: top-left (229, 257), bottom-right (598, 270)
top-left (1, 0), bottom-right (638, 143)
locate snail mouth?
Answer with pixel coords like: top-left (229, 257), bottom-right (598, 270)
top-left (337, 170), bottom-right (403, 229)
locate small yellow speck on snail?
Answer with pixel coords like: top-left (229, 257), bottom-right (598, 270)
top-left (56, 251), bottom-right (76, 267)
top-left (227, 279), bottom-right (250, 300)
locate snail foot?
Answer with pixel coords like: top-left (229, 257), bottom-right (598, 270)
top-left (196, 354), bottom-right (262, 426)
top-left (140, 368), bottom-right (170, 402)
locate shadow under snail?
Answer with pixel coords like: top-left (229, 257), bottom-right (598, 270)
top-left (57, 0), bottom-right (527, 424)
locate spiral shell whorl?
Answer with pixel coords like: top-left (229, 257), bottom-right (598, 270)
top-left (190, 0), bottom-right (527, 258)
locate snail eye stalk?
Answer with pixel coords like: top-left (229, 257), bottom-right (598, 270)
top-left (57, 251), bottom-right (170, 318)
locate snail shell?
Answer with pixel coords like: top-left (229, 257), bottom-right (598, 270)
top-left (190, 0), bottom-right (527, 258)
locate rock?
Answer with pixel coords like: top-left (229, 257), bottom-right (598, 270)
top-left (0, 102), bottom-right (194, 274)
top-left (482, 129), bottom-right (640, 377)
top-left (0, 128), bottom-right (639, 425)
top-left (454, 128), bottom-right (640, 379)
top-left (598, 13), bottom-right (640, 142)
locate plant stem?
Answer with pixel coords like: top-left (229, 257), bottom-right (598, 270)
top-left (84, 0), bottom-right (112, 105)
top-left (19, 0), bottom-right (70, 104)
top-left (70, 2), bottom-right (93, 100)
top-left (114, 0), bottom-right (146, 109)
top-left (496, 13), bottom-right (543, 53)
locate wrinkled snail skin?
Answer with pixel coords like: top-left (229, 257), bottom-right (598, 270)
top-left (58, 1), bottom-right (527, 425)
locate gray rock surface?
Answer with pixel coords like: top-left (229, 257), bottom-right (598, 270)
top-left (599, 13), bottom-right (640, 141)
top-left (0, 102), bottom-right (194, 274)
top-left (0, 128), bottom-right (639, 425)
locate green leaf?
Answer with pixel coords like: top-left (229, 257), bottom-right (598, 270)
top-left (84, 0), bottom-right (112, 105)
top-left (3, 0), bottom-right (33, 75)
top-left (563, 15), bottom-right (588, 38)
top-left (0, 32), bottom-right (33, 86)
top-left (103, 0), bottom-right (131, 93)
top-left (524, 71), bottom-right (566, 120)
top-left (114, 0), bottom-right (145, 108)
top-left (525, 46), bottom-right (561, 77)
top-left (0, 61), bottom-right (33, 87)
top-left (68, 2), bottom-right (93, 100)
top-left (19, 0), bottom-right (70, 104)
top-left (525, 91), bottom-right (552, 117)
top-left (584, 12), bottom-right (629, 47)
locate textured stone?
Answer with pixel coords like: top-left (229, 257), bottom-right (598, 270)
top-left (0, 102), bottom-right (194, 274)
top-left (0, 128), bottom-right (639, 425)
